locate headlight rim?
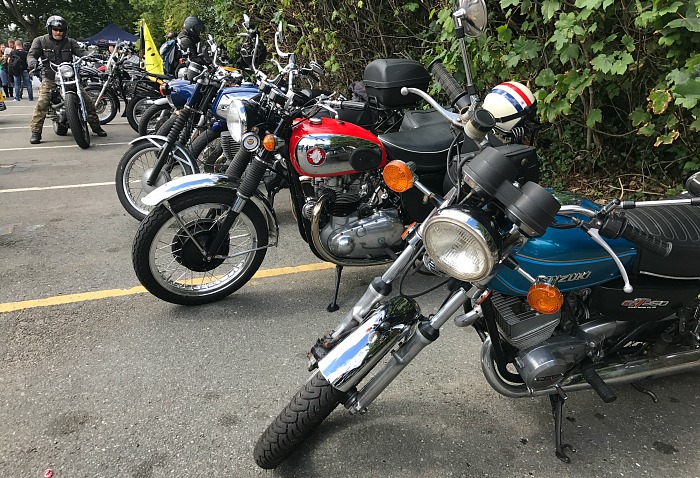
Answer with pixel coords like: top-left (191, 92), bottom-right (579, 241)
top-left (226, 98), bottom-right (248, 142)
top-left (422, 207), bottom-right (501, 282)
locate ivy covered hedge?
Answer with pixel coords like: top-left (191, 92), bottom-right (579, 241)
top-left (140, 0), bottom-right (699, 197)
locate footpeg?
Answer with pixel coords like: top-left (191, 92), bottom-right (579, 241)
top-left (582, 366), bottom-right (617, 403)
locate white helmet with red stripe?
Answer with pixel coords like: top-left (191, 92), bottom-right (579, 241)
top-left (482, 81), bottom-right (536, 133)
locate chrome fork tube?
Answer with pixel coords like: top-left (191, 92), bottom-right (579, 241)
top-left (347, 287), bottom-right (471, 414)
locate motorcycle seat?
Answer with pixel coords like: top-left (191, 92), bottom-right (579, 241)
top-left (626, 202), bottom-right (700, 279)
top-left (378, 122), bottom-right (473, 172)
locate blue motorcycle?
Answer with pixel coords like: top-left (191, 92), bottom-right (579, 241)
top-left (254, 0), bottom-right (700, 469)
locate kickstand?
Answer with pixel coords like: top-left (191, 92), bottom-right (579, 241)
top-left (549, 387), bottom-right (575, 463)
top-left (327, 265), bottom-right (343, 312)
top-left (631, 382), bottom-right (659, 403)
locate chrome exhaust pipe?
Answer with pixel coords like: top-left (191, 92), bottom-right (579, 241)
top-left (481, 336), bottom-right (700, 398)
top-left (318, 296), bottom-right (421, 392)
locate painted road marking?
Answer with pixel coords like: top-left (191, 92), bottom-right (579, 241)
top-left (0, 181), bottom-right (115, 193)
top-left (0, 122), bottom-right (131, 130)
top-left (0, 262), bottom-right (336, 313)
top-left (0, 142), bottom-right (129, 152)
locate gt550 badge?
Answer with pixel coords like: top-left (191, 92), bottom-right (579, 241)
top-left (621, 298), bottom-right (670, 308)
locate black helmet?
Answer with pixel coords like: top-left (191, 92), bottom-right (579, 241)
top-left (183, 16), bottom-right (205, 42)
top-left (46, 15), bottom-right (68, 36)
top-left (167, 31), bottom-right (176, 40)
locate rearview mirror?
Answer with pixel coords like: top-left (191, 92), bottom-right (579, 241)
top-left (454, 0), bottom-right (487, 37)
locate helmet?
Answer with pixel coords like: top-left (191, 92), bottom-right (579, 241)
top-left (183, 16), bottom-right (205, 42)
top-left (167, 31), bottom-right (176, 40)
top-left (482, 81), bottom-right (536, 133)
top-left (46, 15), bottom-right (68, 36)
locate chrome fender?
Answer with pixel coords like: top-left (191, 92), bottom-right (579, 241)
top-left (128, 135), bottom-right (198, 174)
top-left (318, 296), bottom-right (421, 392)
top-left (151, 97), bottom-right (169, 106)
top-left (142, 173), bottom-right (279, 246)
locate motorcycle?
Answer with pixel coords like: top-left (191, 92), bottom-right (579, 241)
top-left (115, 36), bottom-right (258, 221)
top-left (253, 0), bottom-right (700, 468)
top-left (129, 15), bottom-right (527, 307)
top-left (37, 55), bottom-right (99, 149)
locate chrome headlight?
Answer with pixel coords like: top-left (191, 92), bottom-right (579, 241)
top-left (226, 98), bottom-right (248, 142)
top-left (59, 64), bottom-right (74, 79)
top-left (422, 208), bottom-right (500, 281)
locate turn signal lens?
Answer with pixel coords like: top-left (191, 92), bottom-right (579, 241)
top-left (383, 160), bottom-right (413, 193)
top-left (527, 282), bottom-right (564, 314)
top-left (263, 134), bottom-right (277, 151)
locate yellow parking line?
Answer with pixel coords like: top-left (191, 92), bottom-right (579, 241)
top-left (0, 262), bottom-right (336, 313)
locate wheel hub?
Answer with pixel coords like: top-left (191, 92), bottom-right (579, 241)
top-left (172, 218), bottom-right (230, 272)
top-left (141, 168), bottom-right (170, 194)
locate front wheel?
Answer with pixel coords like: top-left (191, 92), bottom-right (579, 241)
top-left (115, 142), bottom-right (195, 220)
top-left (138, 102), bottom-right (172, 136)
top-left (253, 371), bottom-right (344, 469)
top-left (126, 93), bottom-right (159, 132)
top-left (132, 188), bottom-right (269, 305)
top-left (85, 85), bottom-right (118, 125)
top-left (65, 91), bottom-right (90, 149)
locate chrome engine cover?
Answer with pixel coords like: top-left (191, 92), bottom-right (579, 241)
top-left (319, 209), bottom-right (405, 260)
top-left (514, 335), bottom-right (588, 389)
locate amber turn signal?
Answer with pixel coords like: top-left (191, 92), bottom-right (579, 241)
top-left (263, 135), bottom-right (277, 152)
top-left (527, 282), bottom-right (564, 314)
top-left (383, 160), bottom-right (413, 193)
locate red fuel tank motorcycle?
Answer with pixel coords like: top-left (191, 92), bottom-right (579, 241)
top-left (130, 19), bottom-right (538, 307)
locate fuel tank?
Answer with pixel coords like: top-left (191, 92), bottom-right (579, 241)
top-left (168, 79), bottom-right (195, 108)
top-left (211, 83), bottom-right (258, 120)
top-left (489, 194), bottom-right (637, 295)
top-left (290, 117), bottom-right (387, 177)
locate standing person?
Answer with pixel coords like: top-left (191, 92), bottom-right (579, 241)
top-left (159, 31), bottom-right (177, 75)
top-left (2, 41), bottom-right (14, 98)
top-left (26, 15), bottom-right (106, 144)
top-left (0, 43), bottom-right (9, 98)
top-left (9, 40), bottom-right (33, 101)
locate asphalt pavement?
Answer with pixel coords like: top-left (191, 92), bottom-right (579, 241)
top-left (0, 97), bottom-right (698, 478)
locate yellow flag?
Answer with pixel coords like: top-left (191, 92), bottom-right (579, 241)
top-left (142, 20), bottom-right (164, 75)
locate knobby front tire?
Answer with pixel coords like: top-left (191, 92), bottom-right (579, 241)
top-left (254, 371), bottom-right (344, 469)
top-left (132, 188), bottom-right (269, 305)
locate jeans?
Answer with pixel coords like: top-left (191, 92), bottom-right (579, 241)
top-left (0, 68), bottom-right (12, 96)
top-left (14, 70), bottom-right (33, 100)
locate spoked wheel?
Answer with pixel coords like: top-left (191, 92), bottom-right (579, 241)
top-left (65, 91), bottom-right (90, 149)
top-left (85, 85), bottom-right (118, 125)
top-left (126, 93), bottom-right (160, 132)
top-left (253, 371), bottom-right (345, 469)
top-left (132, 188), bottom-right (269, 305)
top-left (115, 142), bottom-right (195, 220)
top-left (189, 130), bottom-right (223, 172)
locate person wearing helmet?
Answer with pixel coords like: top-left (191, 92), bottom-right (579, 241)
top-left (177, 16), bottom-right (211, 75)
top-left (26, 15), bottom-right (106, 144)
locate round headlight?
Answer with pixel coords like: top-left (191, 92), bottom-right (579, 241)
top-left (226, 98), bottom-right (248, 142)
top-left (59, 64), bottom-right (74, 79)
top-left (422, 208), bottom-right (500, 281)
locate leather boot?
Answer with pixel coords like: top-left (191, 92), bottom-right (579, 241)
top-left (30, 132), bottom-right (41, 144)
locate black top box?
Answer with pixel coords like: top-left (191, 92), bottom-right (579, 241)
top-left (363, 58), bottom-right (431, 108)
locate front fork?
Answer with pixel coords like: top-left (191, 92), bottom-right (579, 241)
top-left (147, 107), bottom-right (193, 186)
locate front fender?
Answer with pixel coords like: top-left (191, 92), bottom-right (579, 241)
top-left (142, 173), bottom-right (279, 246)
top-left (129, 135), bottom-right (197, 172)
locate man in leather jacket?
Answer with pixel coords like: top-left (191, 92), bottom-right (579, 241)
top-left (27, 15), bottom-right (106, 144)
top-left (177, 16), bottom-right (211, 75)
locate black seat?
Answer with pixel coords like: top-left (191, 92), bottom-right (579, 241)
top-left (626, 203), bottom-right (700, 279)
top-left (378, 122), bottom-right (476, 172)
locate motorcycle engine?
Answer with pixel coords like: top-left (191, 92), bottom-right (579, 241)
top-left (490, 293), bottom-right (588, 389)
top-left (303, 175), bottom-right (406, 260)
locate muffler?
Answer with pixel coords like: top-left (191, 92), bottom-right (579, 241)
top-left (481, 336), bottom-right (700, 398)
top-left (318, 296), bottom-right (421, 392)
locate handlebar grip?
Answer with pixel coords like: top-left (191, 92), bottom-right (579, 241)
top-left (599, 214), bottom-right (672, 257)
top-left (427, 59), bottom-right (470, 113)
top-left (582, 367), bottom-right (617, 403)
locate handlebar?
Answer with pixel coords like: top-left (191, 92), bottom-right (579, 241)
top-left (598, 214), bottom-right (672, 257)
top-left (427, 60), bottom-right (470, 114)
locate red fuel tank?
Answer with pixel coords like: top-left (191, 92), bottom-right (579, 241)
top-left (290, 117), bottom-right (387, 177)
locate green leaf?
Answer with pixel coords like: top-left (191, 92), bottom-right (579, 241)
top-left (649, 90), bottom-right (672, 114)
top-left (629, 107), bottom-right (651, 126)
top-left (654, 130), bottom-right (680, 146)
top-left (575, 0), bottom-right (603, 9)
top-left (403, 2), bottom-right (420, 12)
top-left (560, 43), bottom-right (580, 63)
top-left (591, 54), bottom-right (614, 73)
top-left (586, 108), bottom-right (602, 127)
top-left (542, 0), bottom-right (561, 20)
top-left (621, 34), bottom-right (635, 52)
top-left (500, 0), bottom-right (520, 8)
top-left (497, 25), bottom-right (513, 42)
top-left (536, 68), bottom-right (556, 87)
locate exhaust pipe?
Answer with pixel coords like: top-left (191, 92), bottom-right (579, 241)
top-left (481, 336), bottom-right (700, 398)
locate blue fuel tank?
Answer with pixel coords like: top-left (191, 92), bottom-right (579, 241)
top-left (489, 194), bottom-right (637, 295)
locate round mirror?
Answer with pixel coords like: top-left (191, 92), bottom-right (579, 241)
top-left (455, 0), bottom-right (488, 37)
